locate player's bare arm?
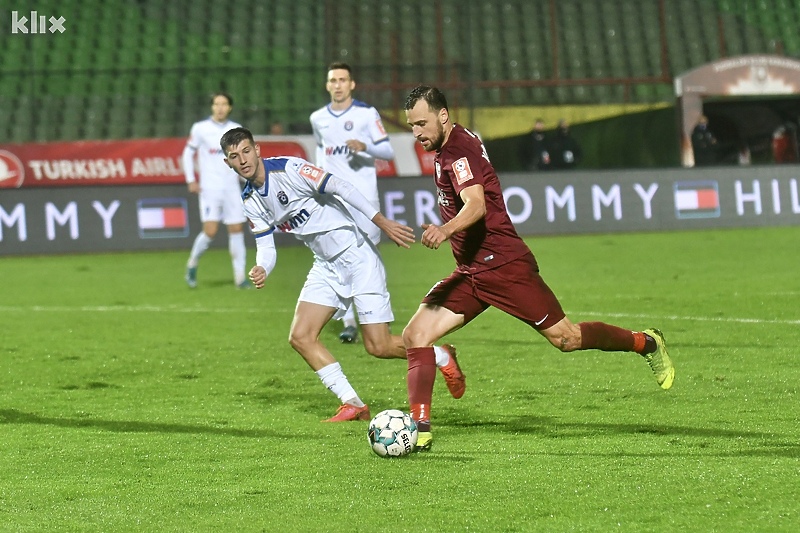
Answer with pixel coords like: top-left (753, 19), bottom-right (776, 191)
top-left (371, 213), bottom-right (415, 248)
top-left (421, 184), bottom-right (486, 249)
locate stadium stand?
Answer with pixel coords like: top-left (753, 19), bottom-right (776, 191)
top-left (1, 0), bottom-right (799, 143)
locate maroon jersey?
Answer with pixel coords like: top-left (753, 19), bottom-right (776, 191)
top-left (434, 124), bottom-right (531, 274)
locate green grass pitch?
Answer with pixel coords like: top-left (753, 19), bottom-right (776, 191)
top-left (1, 226), bottom-right (798, 531)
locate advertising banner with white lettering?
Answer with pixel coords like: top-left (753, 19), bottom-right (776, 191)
top-left (0, 133), bottom-right (426, 190)
top-left (1, 167), bottom-right (798, 255)
top-left (380, 167), bottom-right (799, 235)
top-left (0, 139), bottom-right (186, 188)
top-left (0, 138), bottom-right (316, 189)
top-left (0, 185), bottom-right (260, 255)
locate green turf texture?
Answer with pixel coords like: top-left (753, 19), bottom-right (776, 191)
top-left (2, 226), bottom-right (798, 532)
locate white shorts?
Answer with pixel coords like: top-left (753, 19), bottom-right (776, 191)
top-left (298, 239), bottom-right (394, 325)
top-left (198, 188), bottom-right (246, 225)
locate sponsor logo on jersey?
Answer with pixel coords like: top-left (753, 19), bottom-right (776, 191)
top-left (375, 119), bottom-right (386, 136)
top-left (0, 150), bottom-right (25, 189)
top-left (298, 163), bottom-right (327, 183)
top-left (437, 188), bottom-right (449, 206)
top-left (325, 145), bottom-right (352, 156)
top-left (276, 209), bottom-right (311, 232)
top-left (453, 157), bottom-right (475, 185)
top-left (277, 190), bottom-right (289, 205)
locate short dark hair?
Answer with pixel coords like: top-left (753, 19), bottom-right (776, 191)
top-left (220, 127), bottom-right (254, 155)
top-left (211, 92), bottom-right (233, 106)
top-left (405, 85), bottom-right (448, 112)
top-left (327, 62), bottom-right (352, 76)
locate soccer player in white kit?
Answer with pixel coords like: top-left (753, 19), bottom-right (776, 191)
top-left (220, 127), bottom-right (464, 422)
top-left (310, 62), bottom-right (395, 344)
top-left (182, 92), bottom-right (250, 289)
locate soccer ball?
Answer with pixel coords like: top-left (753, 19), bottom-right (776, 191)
top-left (367, 409), bottom-right (418, 458)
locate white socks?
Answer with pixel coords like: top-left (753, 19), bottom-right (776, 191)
top-left (229, 231), bottom-right (247, 285)
top-left (187, 232), bottom-right (212, 268)
top-left (187, 231), bottom-right (247, 286)
top-left (342, 305), bottom-right (357, 329)
top-left (316, 362), bottom-right (364, 407)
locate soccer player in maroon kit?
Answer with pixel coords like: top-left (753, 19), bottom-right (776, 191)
top-left (402, 86), bottom-right (675, 451)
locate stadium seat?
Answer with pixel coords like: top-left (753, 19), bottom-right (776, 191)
top-left (0, 70), bottom-right (23, 96)
top-left (34, 96), bottom-right (64, 141)
top-left (0, 33), bottom-right (25, 73)
top-left (10, 95), bottom-right (35, 143)
top-left (130, 95), bottom-right (156, 139)
top-left (152, 94), bottom-right (180, 138)
top-left (108, 94), bottom-right (131, 139)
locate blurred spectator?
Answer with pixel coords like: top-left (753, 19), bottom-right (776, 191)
top-left (737, 140), bottom-right (752, 166)
top-left (691, 115), bottom-right (718, 166)
top-left (269, 121), bottom-right (285, 135)
top-left (772, 124), bottom-right (798, 163)
top-left (521, 118), bottom-right (551, 170)
top-left (549, 119), bottom-right (582, 169)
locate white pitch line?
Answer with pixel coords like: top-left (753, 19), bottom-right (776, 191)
top-left (0, 305), bottom-right (281, 314)
top-left (2, 306), bottom-right (799, 325)
top-left (571, 311), bottom-right (800, 326)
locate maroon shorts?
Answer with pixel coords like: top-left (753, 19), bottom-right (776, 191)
top-left (422, 252), bottom-right (565, 330)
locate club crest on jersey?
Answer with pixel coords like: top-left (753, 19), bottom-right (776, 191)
top-left (434, 161), bottom-right (441, 180)
top-left (277, 190), bottom-right (289, 205)
top-left (345, 120), bottom-right (354, 131)
top-left (453, 157), bottom-right (475, 185)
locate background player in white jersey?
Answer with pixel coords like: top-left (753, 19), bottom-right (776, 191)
top-left (220, 127), bottom-right (464, 422)
top-left (310, 62), bottom-right (395, 344)
top-left (182, 92), bottom-right (250, 289)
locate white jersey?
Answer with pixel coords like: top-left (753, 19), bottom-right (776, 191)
top-left (242, 157), bottom-right (365, 261)
top-left (309, 99), bottom-right (393, 208)
top-left (183, 117), bottom-right (242, 193)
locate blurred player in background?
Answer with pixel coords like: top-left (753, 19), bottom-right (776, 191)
top-left (403, 85), bottom-right (675, 451)
top-left (182, 92), bottom-right (250, 289)
top-left (219, 127), bottom-right (463, 421)
top-left (310, 62), bottom-right (395, 344)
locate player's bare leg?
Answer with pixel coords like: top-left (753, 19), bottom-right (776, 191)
top-left (290, 301), bottom-right (370, 421)
top-left (359, 323), bottom-right (405, 359)
top-left (539, 316), bottom-right (582, 351)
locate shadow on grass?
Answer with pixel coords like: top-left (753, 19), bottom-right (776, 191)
top-left (0, 409), bottom-right (290, 439)
top-left (440, 415), bottom-right (800, 458)
top-left (443, 414), bottom-right (767, 438)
